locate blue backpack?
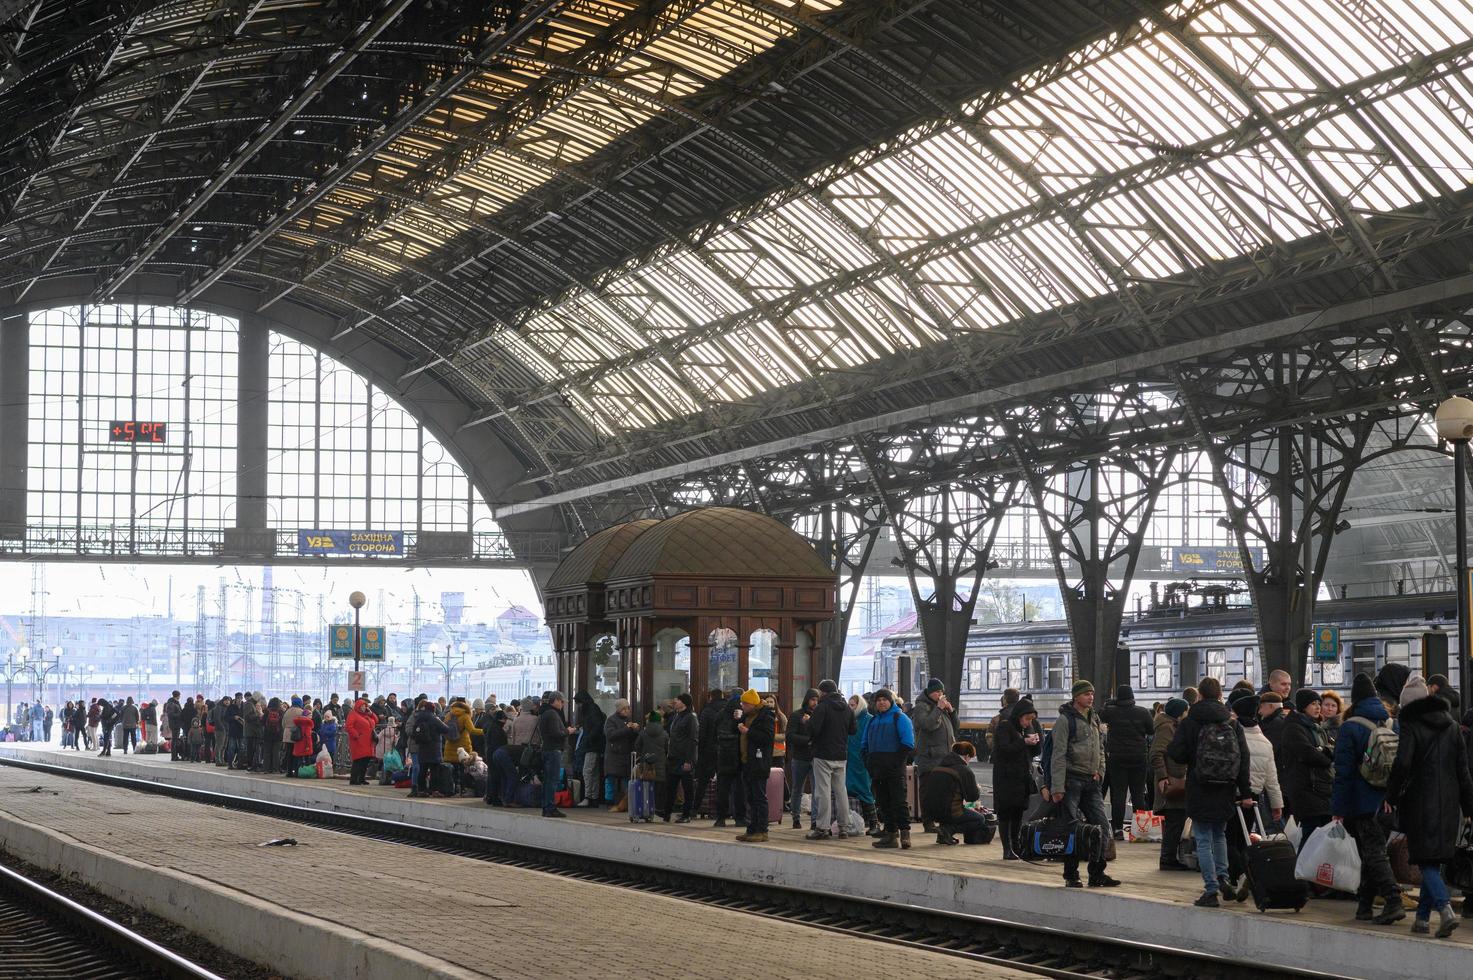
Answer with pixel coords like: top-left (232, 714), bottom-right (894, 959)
top-left (1037, 712), bottom-right (1077, 790)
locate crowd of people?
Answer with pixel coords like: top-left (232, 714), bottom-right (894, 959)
top-left (24, 663), bottom-right (1473, 939)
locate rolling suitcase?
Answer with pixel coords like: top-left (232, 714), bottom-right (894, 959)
top-left (1236, 804), bottom-right (1307, 912)
top-left (629, 752), bottom-right (657, 822)
top-left (766, 766), bottom-right (785, 825)
top-left (906, 765), bottom-right (921, 821)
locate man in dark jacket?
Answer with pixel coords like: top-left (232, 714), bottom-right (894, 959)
top-left (1280, 689), bottom-right (1334, 849)
top-left (787, 689), bottom-right (818, 832)
top-left (97, 698), bottom-right (118, 756)
top-left (1428, 674), bottom-right (1461, 714)
top-left (537, 692), bottom-right (576, 818)
top-left (164, 692), bottom-right (183, 760)
top-left (693, 688), bottom-right (725, 817)
top-left (572, 691), bottom-right (606, 807)
top-left (665, 692), bottom-right (699, 822)
top-left (735, 689), bottom-right (775, 843)
top-left (808, 679), bottom-right (856, 839)
top-left (1099, 685), bottom-right (1153, 840)
top-left (1333, 672), bottom-right (1404, 924)
top-left (1168, 676), bottom-right (1252, 908)
top-left (921, 742), bottom-right (988, 844)
top-left (410, 701), bottom-right (450, 797)
top-left (714, 687), bottom-right (747, 827)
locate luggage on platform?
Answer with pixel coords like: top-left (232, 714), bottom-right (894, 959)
top-left (513, 781), bottom-right (541, 808)
top-left (297, 764), bottom-right (316, 778)
top-left (1236, 804), bottom-right (1307, 912)
top-left (629, 753), bottom-right (657, 822)
top-left (698, 779), bottom-right (717, 818)
top-left (1021, 801), bottom-right (1102, 863)
top-left (434, 763), bottom-right (456, 796)
top-left (906, 765), bottom-right (921, 821)
top-left (766, 766), bottom-right (785, 825)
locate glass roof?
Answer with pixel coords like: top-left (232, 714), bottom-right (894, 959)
top-left (471, 0), bottom-right (1473, 436)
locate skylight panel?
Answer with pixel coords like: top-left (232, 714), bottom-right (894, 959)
top-left (1186, 4), bottom-right (1320, 113)
top-left (1203, 143), bottom-right (1332, 241)
top-left (961, 240), bottom-right (1056, 315)
top-left (1374, 85), bottom-right (1473, 187)
top-left (491, 330), bottom-right (561, 384)
top-left (762, 196), bottom-right (876, 273)
top-left (1300, 114), bottom-right (1421, 212)
top-left (1248, 0), bottom-right (1403, 86)
top-left (911, 128), bottom-right (1036, 212)
top-left (1081, 196), bottom-right (1188, 280)
top-left (661, 251), bottom-right (751, 313)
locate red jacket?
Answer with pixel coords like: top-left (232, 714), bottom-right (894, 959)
top-left (292, 715), bottom-right (315, 757)
top-left (345, 704), bottom-right (376, 760)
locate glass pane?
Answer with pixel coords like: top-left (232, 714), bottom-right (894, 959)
top-left (1155, 653), bottom-right (1173, 689)
top-left (749, 629), bottom-right (776, 691)
top-left (1384, 641), bottom-right (1410, 667)
top-left (709, 628), bottom-right (738, 693)
top-left (591, 634), bottom-right (621, 712)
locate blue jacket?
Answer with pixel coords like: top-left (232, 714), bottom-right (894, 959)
top-left (861, 704), bottom-right (915, 755)
top-left (1331, 696), bottom-right (1391, 818)
top-left (846, 707), bottom-right (874, 803)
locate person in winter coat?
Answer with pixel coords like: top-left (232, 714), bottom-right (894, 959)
top-left (409, 701), bottom-right (450, 797)
top-left (921, 741), bottom-right (987, 845)
top-left (603, 700), bottom-right (640, 812)
top-left (345, 700), bottom-right (377, 785)
top-left (1221, 691), bottom-right (1283, 902)
top-left (163, 692), bottom-right (182, 758)
top-left (97, 699), bottom-right (118, 756)
top-left (536, 693), bottom-right (576, 817)
top-left (1099, 685), bottom-right (1154, 840)
top-left (693, 689), bottom-right (725, 817)
top-left (1168, 676), bottom-right (1252, 908)
top-left (118, 698), bottom-right (140, 754)
top-left (635, 710), bottom-right (670, 812)
top-left (991, 697), bottom-right (1040, 860)
top-left (280, 698), bottom-right (304, 772)
top-left (240, 696), bottom-right (262, 771)
top-left (806, 679), bottom-right (856, 840)
top-left (862, 688), bottom-right (916, 849)
top-left (1150, 698), bottom-right (1190, 871)
top-left (846, 694), bottom-right (876, 833)
top-left (1049, 680), bottom-right (1115, 888)
top-left (1332, 672), bottom-right (1405, 925)
top-left (911, 678), bottom-right (957, 777)
top-left (573, 691), bottom-right (606, 807)
top-left (735, 689), bottom-right (776, 843)
top-left (1280, 689), bottom-right (1335, 850)
top-left (508, 698), bottom-right (540, 756)
top-left (316, 712), bottom-right (338, 768)
top-left (1386, 675), bottom-right (1473, 938)
top-left (141, 700), bottom-right (159, 747)
top-left (484, 710), bottom-right (518, 806)
top-left (440, 699), bottom-right (482, 765)
top-left (70, 701), bottom-right (88, 751)
top-left (1320, 690), bottom-right (1344, 745)
top-left (1428, 674), bottom-right (1461, 715)
top-left (713, 688), bottom-right (747, 827)
top-left (288, 710), bottom-right (315, 776)
top-left (664, 693), bottom-right (699, 822)
top-left (786, 689), bottom-right (818, 832)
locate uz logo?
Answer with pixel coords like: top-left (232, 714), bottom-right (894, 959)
top-left (306, 536), bottom-right (334, 548)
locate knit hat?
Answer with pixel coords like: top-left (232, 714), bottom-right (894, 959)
top-left (1350, 672), bottom-right (1376, 705)
top-left (1163, 697), bottom-right (1189, 719)
top-left (818, 678), bottom-right (838, 694)
top-left (1071, 679), bottom-right (1094, 698)
top-left (802, 688), bottom-right (820, 705)
top-left (646, 710), bottom-right (662, 724)
top-left (290, 696), bottom-right (302, 707)
top-left (676, 692), bottom-right (693, 710)
top-left (1227, 687), bottom-right (1254, 707)
top-left (1375, 663), bottom-right (1410, 703)
top-left (1013, 698), bottom-right (1037, 719)
top-left (727, 687), bottom-right (744, 700)
top-left (1399, 673), bottom-right (1430, 708)
top-left (1115, 685), bottom-right (1134, 702)
top-left (546, 690), bottom-right (565, 703)
top-left (874, 688), bottom-right (895, 705)
top-left (740, 689), bottom-right (761, 707)
top-left (924, 678), bottom-right (945, 695)
top-left (1294, 688), bottom-right (1321, 713)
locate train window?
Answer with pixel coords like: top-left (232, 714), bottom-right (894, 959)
top-left (1139, 655), bottom-right (1152, 691)
top-left (1028, 656), bottom-right (1045, 691)
top-left (1154, 652), bottom-right (1173, 689)
top-left (986, 658), bottom-right (1003, 690)
top-left (1384, 640), bottom-right (1411, 667)
top-left (966, 658), bottom-right (983, 691)
top-left (1205, 649), bottom-right (1226, 682)
top-left (1321, 657), bottom-right (1345, 686)
top-left (1179, 650), bottom-right (1200, 686)
top-left (1243, 648), bottom-right (1257, 687)
top-left (1048, 656), bottom-right (1066, 691)
top-left (1006, 657), bottom-right (1026, 690)
top-left (1351, 643), bottom-right (1376, 680)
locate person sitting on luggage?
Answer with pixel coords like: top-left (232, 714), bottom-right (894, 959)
top-left (1048, 680), bottom-right (1118, 889)
top-left (921, 741), bottom-right (988, 845)
top-left (736, 690), bottom-right (776, 843)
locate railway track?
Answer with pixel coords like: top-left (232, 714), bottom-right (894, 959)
top-left (0, 757), bottom-right (1338, 980)
top-left (0, 857), bottom-right (223, 980)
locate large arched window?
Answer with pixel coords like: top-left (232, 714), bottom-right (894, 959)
top-left (21, 304), bottom-right (497, 553)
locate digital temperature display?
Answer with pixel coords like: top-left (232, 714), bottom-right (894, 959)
top-left (109, 421), bottom-right (167, 443)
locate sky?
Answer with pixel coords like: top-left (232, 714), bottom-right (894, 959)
top-left (0, 562), bottom-right (545, 632)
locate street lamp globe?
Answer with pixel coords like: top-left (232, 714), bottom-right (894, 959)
top-left (1436, 395), bottom-right (1473, 442)
top-left (349, 591), bottom-right (367, 609)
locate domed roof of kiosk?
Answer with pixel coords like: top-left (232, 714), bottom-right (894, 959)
top-left (545, 519), bottom-right (660, 590)
top-left (607, 507), bottom-right (834, 581)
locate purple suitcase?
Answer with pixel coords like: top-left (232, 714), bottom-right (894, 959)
top-left (629, 752), bottom-right (657, 822)
top-left (767, 767), bottom-right (785, 825)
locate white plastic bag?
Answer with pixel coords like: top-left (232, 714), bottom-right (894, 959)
top-left (1130, 809), bottom-right (1163, 842)
top-left (843, 807), bottom-right (865, 836)
top-left (1283, 816), bottom-right (1301, 851)
top-left (1295, 822), bottom-right (1361, 893)
top-left (315, 746), bottom-right (332, 779)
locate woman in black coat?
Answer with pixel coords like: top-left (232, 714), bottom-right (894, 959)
top-left (991, 699), bottom-right (1039, 860)
top-left (1386, 683), bottom-right (1473, 937)
top-left (1279, 689), bottom-right (1335, 849)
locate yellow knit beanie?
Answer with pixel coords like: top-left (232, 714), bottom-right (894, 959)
top-left (740, 689), bottom-right (761, 706)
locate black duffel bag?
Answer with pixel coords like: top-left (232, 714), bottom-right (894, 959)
top-left (1021, 801), bottom-right (1103, 863)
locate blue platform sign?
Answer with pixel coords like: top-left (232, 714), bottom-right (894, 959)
top-left (1313, 624), bottom-right (1340, 662)
top-left (360, 627), bottom-right (386, 661)
top-left (297, 529), bottom-right (403, 557)
top-left (1170, 546), bottom-right (1263, 575)
top-left (328, 624), bottom-right (353, 659)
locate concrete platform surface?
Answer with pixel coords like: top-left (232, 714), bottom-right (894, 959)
top-left (0, 761), bottom-right (1037, 980)
top-left (4, 744), bottom-right (1472, 979)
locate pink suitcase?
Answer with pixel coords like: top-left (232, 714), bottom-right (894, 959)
top-left (767, 767), bottom-right (785, 825)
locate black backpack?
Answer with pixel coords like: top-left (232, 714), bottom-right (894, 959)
top-left (1196, 719), bottom-right (1241, 785)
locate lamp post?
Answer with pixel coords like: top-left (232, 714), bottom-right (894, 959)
top-left (3, 647), bottom-right (29, 733)
top-left (1436, 396), bottom-right (1473, 708)
top-left (349, 591), bottom-right (366, 703)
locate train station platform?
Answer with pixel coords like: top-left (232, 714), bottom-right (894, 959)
top-left (2, 743), bottom-right (1470, 979)
top-left (0, 756), bottom-right (1035, 980)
